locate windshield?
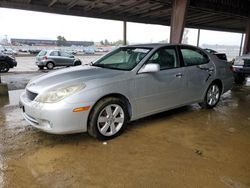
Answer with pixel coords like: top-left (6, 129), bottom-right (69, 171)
top-left (93, 47), bottom-right (151, 71)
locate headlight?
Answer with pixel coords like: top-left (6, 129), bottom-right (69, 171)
top-left (35, 84), bottom-right (85, 103)
top-left (234, 58), bottom-right (244, 65)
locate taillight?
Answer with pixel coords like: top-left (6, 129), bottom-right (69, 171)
top-left (43, 56), bottom-right (48, 60)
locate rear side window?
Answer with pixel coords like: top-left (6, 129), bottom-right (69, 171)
top-left (181, 48), bottom-right (209, 66)
top-left (50, 51), bottom-right (59, 56)
top-left (38, 50), bottom-right (47, 56)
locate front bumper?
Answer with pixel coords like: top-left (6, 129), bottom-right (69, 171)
top-left (19, 91), bottom-right (91, 134)
top-left (232, 65), bottom-right (250, 75)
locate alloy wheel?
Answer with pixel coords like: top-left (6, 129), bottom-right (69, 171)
top-left (97, 104), bottom-right (125, 136)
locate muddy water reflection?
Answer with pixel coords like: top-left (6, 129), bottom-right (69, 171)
top-left (0, 82), bottom-right (250, 188)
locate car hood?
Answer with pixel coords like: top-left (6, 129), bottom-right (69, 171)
top-left (27, 65), bottom-right (124, 93)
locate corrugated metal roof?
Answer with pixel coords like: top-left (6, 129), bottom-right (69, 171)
top-left (0, 0), bottom-right (249, 32)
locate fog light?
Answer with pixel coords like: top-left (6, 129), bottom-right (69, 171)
top-left (40, 119), bottom-right (53, 129)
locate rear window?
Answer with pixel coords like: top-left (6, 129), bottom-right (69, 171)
top-left (38, 50), bottom-right (47, 56)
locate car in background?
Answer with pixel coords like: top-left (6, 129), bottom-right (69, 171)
top-left (232, 53), bottom-right (250, 84)
top-left (20, 44), bottom-right (233, 140)
top-left (204, 48), bottom-right (227, 61)
top-left (36, 50), bottom-right (82, 70)
top-left (84, 48), bottom-right (95, 54)
top-left (29, 49), bottom-right (41, 55)
top-left (4, 48), bottom-right (18, 56)
top-left (0, 53), bottom-right (17, 72)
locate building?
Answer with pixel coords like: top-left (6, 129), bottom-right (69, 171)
top-left (10, 38), bottom-right (94, 47)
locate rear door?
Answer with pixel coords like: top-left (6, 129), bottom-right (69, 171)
top-left (179, 46), bottom-right (215, 102)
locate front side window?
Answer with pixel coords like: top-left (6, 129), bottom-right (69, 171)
top-left (181, 48), bottom-right (209, 66)
top-left (93, 47), bottom-right (151, 71)
top-left (148, 48), bottom-right (178, 70)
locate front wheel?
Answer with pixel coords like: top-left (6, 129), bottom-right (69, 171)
top-left (200, 83), bottom-right (221, 109)
top-left (0, 62), bottom-right (10, 73)
top-left (88, 97), bottom-right (129, 140)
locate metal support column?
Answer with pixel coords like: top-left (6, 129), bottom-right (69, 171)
top-left (197, 29), bottom-right (200, 47)
top-left (170, 0), bottom-right (189, 44)
top-left (239, 33), bottom-right (244, 56)
top-left (123, 21), bottom-right (127, 45)
top-left (243, 18), bottom-right (250, 54)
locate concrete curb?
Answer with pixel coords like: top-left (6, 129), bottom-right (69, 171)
top-left (0, 83), bottom-right (8, 96)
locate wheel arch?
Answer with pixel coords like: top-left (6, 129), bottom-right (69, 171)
top-left (46, 61), bottom-right (55, 66)
top-left (88, 93), bottom-right (132, 124)
top-left (211, 79), bottom-right (223, 93)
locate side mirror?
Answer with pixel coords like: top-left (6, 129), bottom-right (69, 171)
top-left (138, 63), bottom-right (160, 74)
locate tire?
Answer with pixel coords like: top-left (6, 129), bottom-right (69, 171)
top-left (0, 62), bottom-right (10, 73)
top-left (88, 97), bottom-right (129, 140)
top-left (38, 66), bottom-right (44, 70)
top-left (46, 62), bottom-right (54, 70)
top-left (74, 60), bottom-right (82, 66)
top-left (234, 73), bottom-right (245, 84)
top-left (200, 83), bottom-right (221, 109)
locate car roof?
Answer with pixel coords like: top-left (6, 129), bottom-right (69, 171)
top-left (126, 43), bottom-right (199, 49)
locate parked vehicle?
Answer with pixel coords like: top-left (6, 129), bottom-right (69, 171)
top-left (0, 53), bottom-right (17, 72)
top-left (204, 48), bottom-right (227, 61)
top-left (232, 53), bottom-right (250, 84)
top-left (35, 50), bottom-right (82, 70)
top-left (29, 49), bottom-right (41, 55)
top-left (84, 48), bottom-right (95, 54)
top-left (20, 44), bottom-right (233, 140)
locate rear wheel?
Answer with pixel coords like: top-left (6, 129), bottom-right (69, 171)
top-left (46, 62), bottom-right (54, 70)
top-left (200, 83), bottom-right (221, 109)
top-left (0, 62), bottom-right (10, 73)
top-left (234, 73), bottom-right (245, 84)
top-left (88, 97), bottom-right (129, 140)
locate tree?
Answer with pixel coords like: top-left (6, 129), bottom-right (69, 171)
top-left (56, 35), bottom-right (67, 46)
top-left (112, 40), bottom-right (125, 46)
top-left (104, 39), bottom-right (110, 45)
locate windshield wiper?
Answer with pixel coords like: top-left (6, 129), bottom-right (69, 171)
top-left (92, 64), bottom-right (107, 68)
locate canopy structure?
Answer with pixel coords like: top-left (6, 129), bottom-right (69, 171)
top-left (0, 0), bottom-right (250, 53)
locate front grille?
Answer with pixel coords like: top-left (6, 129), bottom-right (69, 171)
top-left (26, 90), bottom-right (38, 101)
top-left (244, 59), bottom-right (250, 67)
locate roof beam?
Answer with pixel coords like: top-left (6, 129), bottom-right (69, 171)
top-left (67, 0), bottom-right (80, 9)
top-left (48, 0), bottom-right (57, 7)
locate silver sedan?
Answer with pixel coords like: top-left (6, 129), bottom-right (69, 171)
top-left (20, 44), bottom-right (233, 140)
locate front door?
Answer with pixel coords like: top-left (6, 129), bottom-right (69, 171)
top-left (134, 47), bottom-right (187, 117)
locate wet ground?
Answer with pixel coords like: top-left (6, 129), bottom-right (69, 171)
top-left (0, 79), bottom-right (250, 187)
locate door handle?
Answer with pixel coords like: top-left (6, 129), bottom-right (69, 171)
top-left (175, 73), bottom-right (183, 78)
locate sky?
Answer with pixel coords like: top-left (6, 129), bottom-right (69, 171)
top-left (0, 8), bottom-right (244, 46)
